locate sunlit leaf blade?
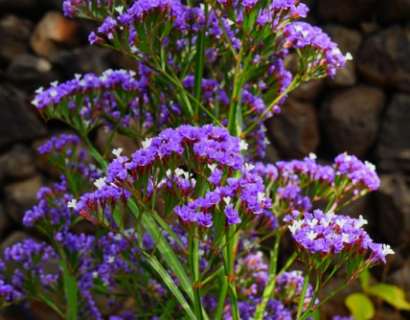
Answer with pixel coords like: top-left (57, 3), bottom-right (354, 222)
top-left (368, 284), bottom-right (410, 310)
top-left (345, 293), bottom-right (375, 320)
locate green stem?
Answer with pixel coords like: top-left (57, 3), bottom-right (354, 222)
top-left (222, 227), bottom-right (240, 320)
top-left (253, 233), bottom-right (281, 319)
top-left (189, 230), bottom-right (204, 320)
top-left (278, 252), bottom-right (297, 276)
top-left (215, 268), bottom-right (229, 320)
top-left (83, 135), bottom-right (108, 170)
top-left (300, 274), bottom-right (321, 320)
top-left (296, 269), bottom-right (312, 320)
top-left (243, 76), bottom-right (300, 136)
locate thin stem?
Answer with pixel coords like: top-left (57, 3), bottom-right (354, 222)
top-left (243, 76), bottom-right (300, 136)
top-left (278, 252), bottom-right (297, 276)
top-left (300, 274), bottom-right (321, 320)
top-left (253, 233), bottom-right (281, 319)
top-left (215, 268), bottom-right (228, 320)
top-left (296, 268), bottom-right (311, 320)
top-left (189, 231), bottom-right (204, 320)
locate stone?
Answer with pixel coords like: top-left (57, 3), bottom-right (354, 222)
top-left (321, 25), bottom-right (362, 87)
top-left (328, 60), bottom-right (357, 87)
top-left (0, 0), bottom-right (37, 11)
top-left (4, 175), bottom-right (43, 223)
top-left (0, 85), bottom-right (47, 150)
top-left (0, 145), bottom-right (36, 185)
top-left (357, 26), bottom-right (410, 92)
top-left (320, 86), bottom-right (385, 157)
top-left (317, 0), bottom-right (378, 24)
top-left (0, 15), bottom-right (32, 65)
top-left (0, 203), bottom-right (12, 241)
top-left (322, 25), bottom-right (363, 54)
top-left (5, 54), bottom-right (61, 92)
top-left (30, 11), bottom-right (79, 58)
top-left (376, 93), bottom-right (410, 173)
top-left (377, 0), bottom-right (410, 24)
top-left (289, 80), bottom-right (324, 102)
top-left (267, 98), bottom-right (320, 159)
top-left (376, 175), bottom-right (410, 248)
top-left (95, 127), bottom-right (139, 161)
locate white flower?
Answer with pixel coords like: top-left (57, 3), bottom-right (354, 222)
top-left (114, 233), bottom-right (122, 241)
top-left (129, 70), bottom-right (136, 77)
top-left (354, 215), bottom-right (368, 229)
top-left (288, 220), bottom-right (303, 234)
top-left (226, 19), bottom-right (234, 26)
top-left (306, 231), bottom-right (318, 241)
top-left (112, 148), bottom-right (123, 158)
top-left (94, 177), bottom-right (106, 189)
top-left (35, 87), bottom-right (43, 93)
top-left (341, 233), bottom-right (350, 243)
top-left (309, 153), bottom-right (317, 160)
top-left (79, 80), bottom-right (87, 87)
top-left (142, 138), bottom-right (153, 149)
top-left (260, 125), bottom-right (267, 132)
top-left (130, 46), bottom-right (138, 54)
top-left (108, 256), bottom-right (115, 263)
top-left (67, 199), bottom-right (77, 209)
top-left (257, 192), bottom-right (266, 202)
top-left (335, 218), bottom-right (347, 228)
top-left (92, 271), bottom-right (99, 278)
top-left (223, 196), bottom-right (232, 205)
top-left (50, 81), bottom-right (59, 87)
top-left (244, 163), bottom-right (255, 171)
top-left (31, 99), bottom-right (38, 107)
top-left (74, 73), bottom-right (82, 80)
top-left (49, 89), bottom-right (58, 97)
top-left (207, 163), bottom-right (217, 172)
top-left (115, 5), bottom-right (124, 14)
top-left (306, 218), bottom-right (318, 228)
top-left (331, 47), bottom-right (342, 55)
top-left (199, 3), bottom-right (205, 10)
top-left (263, 137), bottom-right (271, 145)
top-left (345, 52), bottom-right (353, 60)
top-left (295, 25), bottom-right (303, 32)
top-left (382, 244), bottom-right (395, 256)
top-left (239, 140), bottom-right (248, 151)
top-left (365, 161), bottom-right (376, 172)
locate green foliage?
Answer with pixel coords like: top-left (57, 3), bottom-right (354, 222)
top-left (368, 284), bottom-right (410, 311)
top-left (345, 293), bottom-right (375, 320)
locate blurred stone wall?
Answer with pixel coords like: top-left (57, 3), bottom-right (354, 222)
top-left (1, 0), bottom-right (410, 319)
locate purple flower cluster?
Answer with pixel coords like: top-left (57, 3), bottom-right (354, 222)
top-left (284, 22), bottom-right (348, 77)
top-left (285, 209), bottom-right (394, 268)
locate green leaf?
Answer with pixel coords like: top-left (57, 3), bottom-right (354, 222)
top-left (345, 293), bottom-right (375, 320)
top-left (359, 269), bottom-right (370, 292)
top-left (310, 308), bottom-right (322, 320)
top-left (59, 258), bottom-right (78, 320)
top-left (143, 253), bottom-right (197, 320)
top-left (368, 283), bottom-right (410, 310)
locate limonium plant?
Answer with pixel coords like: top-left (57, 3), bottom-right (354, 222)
top-left (0, 0), bottom-right (394, 319)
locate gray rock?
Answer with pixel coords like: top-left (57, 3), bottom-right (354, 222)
top-left (290, 80), bottom-right (324, 102)
top-left (95, 127), bottom-right (139, 160)
top-left (376, 175), bottom-right (410, 248)
top-left (0, 145), bottom-right (36, 185)
top-left (50, 46), bottom-right (113, 78)
top-left (357, 26), bottom-right (410, 92)
top-left (377, 0), bottom-right (410, 24)
top-left (0, 85), bottom-right (47, 150)
top-left (376, 93), bottom-right (410, 172)
top-left (0, 15), bottom-right (32, 65)
top-left (5, 54), bottom-right (61, 92)
top-left (317, 0), bottom-right (378, 24)
top-left (267, 98), bottom-right (320, 159)
top-left (4, 175), bottom-right (43, 223)
top-left (321, 85), bottom-right (385, 157)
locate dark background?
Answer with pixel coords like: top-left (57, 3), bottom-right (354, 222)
top-left (0, 0), bottom-right (410, 319)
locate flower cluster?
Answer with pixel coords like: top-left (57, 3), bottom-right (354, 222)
top-left (285, 209), bottom-right (394, 275)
